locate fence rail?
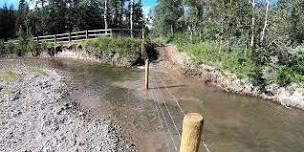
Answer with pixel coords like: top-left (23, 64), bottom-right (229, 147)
top-left (3, 28), bottom-right (141, 45)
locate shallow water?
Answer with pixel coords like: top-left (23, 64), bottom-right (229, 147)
top-left (2, 58), bottom-right (304, 152)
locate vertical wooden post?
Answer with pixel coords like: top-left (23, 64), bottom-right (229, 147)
top-left (69, 32), bottom-right (71, 42)
top-left (36, 36), bottom-right (39, 43)
top-left (54, 34), bottom-right (57, 43)
top-left (86, 30), bottom-right (89, 39)
top-left (145, 58), bottom-right (149, 90)
top-left (180, 113), bottom-right (204, 152)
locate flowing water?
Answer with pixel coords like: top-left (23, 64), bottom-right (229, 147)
top-left (2, 58), bottom-right (304, 152)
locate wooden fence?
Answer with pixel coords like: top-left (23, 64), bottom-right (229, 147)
top-left (4, 28), bottom-right (141, 45)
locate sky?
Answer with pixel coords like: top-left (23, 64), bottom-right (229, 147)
top-left (0, 0), bottom-right (157, 16)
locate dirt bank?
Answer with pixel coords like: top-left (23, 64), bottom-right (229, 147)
top-left (156, 45), bottom-right (304, 110)
top-left (0, 62), bottom-right (135, 151)
top-left (46, 43), bottom-right (138, 67)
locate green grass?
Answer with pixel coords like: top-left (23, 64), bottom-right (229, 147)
top-left (27, 67), bottom-right (48, 76)
top-left (83, 36), bottom-right (144, 61)
top-left (0, 67), bottom-right (18, 82)
top-left (165, 38), bottom-right (304, 87)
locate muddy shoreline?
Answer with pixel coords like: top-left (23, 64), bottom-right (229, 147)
top-left (0, 61), bottom-right (136, 151)
top-left (155, 45), bottom-right (304, 110)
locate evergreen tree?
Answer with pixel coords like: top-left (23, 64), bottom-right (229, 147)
top-left (16, 0), bottom-right (29, 32)
top-left (0, 4), bottom-right (17, 40)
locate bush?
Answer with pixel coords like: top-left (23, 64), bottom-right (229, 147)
top-left (275, 66), bottom-right (293, 87)
top-left (27, 40), bottom-right (41, 56)
top-left (5, 42), bottom-right (16, 54)
top-left (0, 41), bottom-right (5, 54)
top-left (84, 36), bottom-right (143, 60)
top-left (248, 66), bottom-right (266, 87)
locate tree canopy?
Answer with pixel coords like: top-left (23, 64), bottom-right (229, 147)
top-left (0, 0), bottom-right (145, 40)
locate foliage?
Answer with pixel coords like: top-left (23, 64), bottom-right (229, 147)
top-left (0, 41), bottom-right (5, 54)
top-left (152, 0), bottom-right (304, 87)
top-left (84, 36), bottom-right (143, 60)
top-left (5, 43), bottom-right (17, 54)
top-left (153, 0), bottom-right (182, 37)
top-left (27, 40), bottom-right (41, 56)
top-left (274, 66), bottom-right (292, 87)
top-left (0, 4), bottom-right (16, 40)
top-left (0, 0), bottom-right (145, 40)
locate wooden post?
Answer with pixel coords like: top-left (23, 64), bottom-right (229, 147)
top-left (36, 36), bottom-right (39, 43)
top-left (54, 34), bottom-right (57, 43)
top-left (145, 58), bottom-right (149, 90)
top-left (180, 113), bottom-right (204, 152)
top-left (86, 30), bottom-right (89, 39)
top-left (69, 32), bottom-right (71, 42)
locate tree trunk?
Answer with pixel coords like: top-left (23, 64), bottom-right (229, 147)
top-left (170, 24), bottom-right (174, 37)
top-left (261, 0), bottom-right (269, 43)
top-left (104, 0), bottom-right (108, 34)
top-left (250, 0), bottom-right (255, 47)
top-left (130, 0), bottom-right (134, 37)
top-left (188, 26), bottom-right (193, 42)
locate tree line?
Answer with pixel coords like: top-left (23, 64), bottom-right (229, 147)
top-left (0, 0), bottom-right (145, 41)
top-left (152, 0), bottom-right (304, 87)
top-left (153, 0), bottom-right (304, 47)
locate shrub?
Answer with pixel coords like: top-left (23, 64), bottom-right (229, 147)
top-left (27, 40), bottom-right (41, 56)
top-left (275, 66), bottom-right (293, 87)
top-left (84, 36), bottom-right (143, 60)
top-left (248, 66), bottom-right (266, 87)
top-left (0, 41), bottom-right (5, 54)
top-left (5, 42), bottom-right (16, 54)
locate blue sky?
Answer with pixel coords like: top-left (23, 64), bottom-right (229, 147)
top-left (0, 0), bottom-right (157, 10)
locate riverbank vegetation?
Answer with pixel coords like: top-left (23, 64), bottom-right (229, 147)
top-left (84, 36), bottom-right (144, 60)
top-left (0, 39), bottom-right (52, 57)
top-left (152, 0), bottom-right (304, 88)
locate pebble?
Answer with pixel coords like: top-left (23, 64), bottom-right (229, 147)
top-left (0, 65), bottom-right (135, 152)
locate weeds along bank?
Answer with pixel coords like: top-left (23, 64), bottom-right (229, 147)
top-left (0, 37), bottom-right (150, 67)
top-left (155, 38), bottom-right (304, 110)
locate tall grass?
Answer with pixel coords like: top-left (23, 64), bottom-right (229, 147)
top-left (83, 36), bottom-right (144, 60)
top-left (168, 38), bottom-right (304, 87)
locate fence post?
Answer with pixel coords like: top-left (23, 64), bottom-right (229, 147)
top-left (145, 58), bottom-right (149, 90)
top-left (36, 36), bottom-right (39, 43)
top-left (69, 32), bottom-right (71, 42)
top-left (86, 30), bottom-right (89, 39)
top-left (180, 113), bottom-right (204, 152)
top-left (54, 34), bottom-right (57, 43)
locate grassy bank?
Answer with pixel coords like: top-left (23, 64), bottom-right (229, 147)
top-left (155, 37), bottom-right (304, 88)
top-left (83, 37), bottom-right (145, 61)
top-left (0, 36), bottom-right (147, 61)
top-left (0, 40), bottom-right (53, 57)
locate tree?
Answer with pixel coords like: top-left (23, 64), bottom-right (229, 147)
top-left (130, 0), bottom-right (134, 37)
top-left (16, 0), bottom-right (29, 32)
top-left (261, 0), bottom-right (270, 43)
top-left (0, 4), bottom-right (17, 40)
top-left (132, 0), bottom-right (145, 29)
top-left (250, 0), bottom-right (256, 47)
top-left (154, 0), bottom-right (182, 37)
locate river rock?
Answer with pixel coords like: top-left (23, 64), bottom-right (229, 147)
top-left (0, 64), bottom-right (135, 152)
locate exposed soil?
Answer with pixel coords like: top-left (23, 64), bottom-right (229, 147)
top-left (0, 62), bottom-right (135, 152)
top-left (155, 45), bottom-right (304, 110)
